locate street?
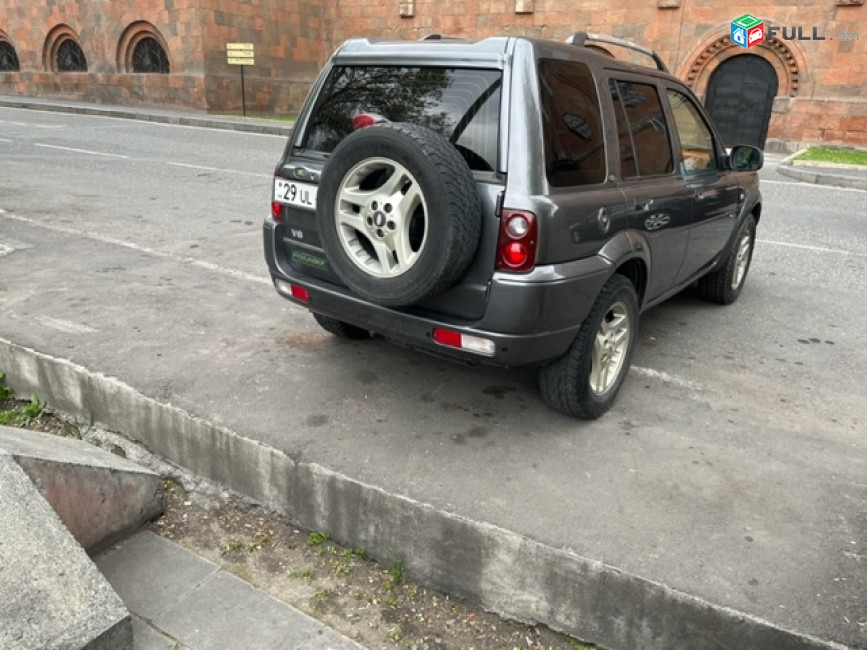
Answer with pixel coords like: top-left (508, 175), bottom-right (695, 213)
top-left (1, 106), bottom-right (865, 647)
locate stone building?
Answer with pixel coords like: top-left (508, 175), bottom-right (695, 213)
top-left (0, 0), bottom-right (864, 148)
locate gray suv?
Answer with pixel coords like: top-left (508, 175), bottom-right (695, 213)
top-left (263, 32), bottom-right (763, 418)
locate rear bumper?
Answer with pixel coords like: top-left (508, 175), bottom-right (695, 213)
top-left (264, 220), bottom-right (611, 367)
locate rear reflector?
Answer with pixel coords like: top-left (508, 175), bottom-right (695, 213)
top-left (274, 279), bottom-right (310, 302)
top-left (432, 327), bottom-right (496, 357)
top-left (290, 284), bottom-right (310, 302)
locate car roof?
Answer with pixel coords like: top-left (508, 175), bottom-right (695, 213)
top-left (331, 35), bottom-right (680, 84)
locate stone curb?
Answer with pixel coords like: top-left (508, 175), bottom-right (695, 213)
top-left (0, 337), bottom-right (848, 650)
top-left (776, 164), bottom-right (867, 191)
top-left (0, 98), bottom-right (294, 137)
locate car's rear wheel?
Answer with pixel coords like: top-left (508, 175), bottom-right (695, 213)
top-left (317, 123), bottom-right (481, 307)
top-left (312, 313), bottom-right (370, 340)
top-left (697, 214), bottom-right (756, 304)
top-left (539, 274), bottom-right (638, 419)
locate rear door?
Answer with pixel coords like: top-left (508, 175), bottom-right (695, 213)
top-left (527, 58), bottom-right (628, 266)
top-left (663, 87), bottom-right (742, 282)
top-left (605, 75), bottom-right (693, 302)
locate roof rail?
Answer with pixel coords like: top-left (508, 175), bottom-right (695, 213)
top-left (565, 31), bottom-right (668, 73)
top-left (420, 34), bottom-right (466, 41)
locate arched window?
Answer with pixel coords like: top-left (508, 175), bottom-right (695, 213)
top-left (117, 22), bottom-right (171, 74)
top-left (132, 36), bottom-right (169, 73)
top-left (56, 39), bottom-right (87, 72)
top-left (0, 41), bottom-right (20, 71)
top-left (44, 26), bottom-right (87, 73)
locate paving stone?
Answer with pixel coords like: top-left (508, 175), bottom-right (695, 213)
top-left (96, 531), bottom-right (219, 621)
top-left (152, 569), bottom-right (324, 649)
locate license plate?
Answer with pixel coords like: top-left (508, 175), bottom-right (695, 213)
top-left (274, 179), bottom-right (318, 210)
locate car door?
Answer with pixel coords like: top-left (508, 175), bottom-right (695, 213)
top-left (529, 58), bottom-right (630, 266)
top-left (606, 76), bottom-right (693, 302)
top-left (664, 87), bottom-right (743, 283)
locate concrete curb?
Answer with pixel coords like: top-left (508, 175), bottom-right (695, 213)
top-left (0, 97), bottom-right (294, 137)
top-left (776, 164), bottom-right (867, 191)
top-left (0, 338), bottom-right (849, 650)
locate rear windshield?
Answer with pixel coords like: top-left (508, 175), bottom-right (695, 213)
top-left (301, 66), bottom-right (502, 171)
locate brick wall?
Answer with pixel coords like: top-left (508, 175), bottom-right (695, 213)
top-left (0, 0), bottom-right (325, 113)
top-left (0, 0), bottom-right (208, 109)
top-left (198, 0), bottom-right (327, 113)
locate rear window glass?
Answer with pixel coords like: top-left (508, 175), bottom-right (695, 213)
top-left (539, 59), bottom-right (606, 187)
top-left (301, 66), bottom-right (502, 171)
top-left (609, 80), bottom-right (674, 177)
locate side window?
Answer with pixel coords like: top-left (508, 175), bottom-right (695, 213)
top-left (539, 59), bottom-right (606, 187)
top-left (609, 80), bottom-right (673, 178)
top-left (666, 89), bottom-right (717, 173)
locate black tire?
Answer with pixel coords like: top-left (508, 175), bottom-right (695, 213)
top-left (538, 275), bottom-right (639, 419)
top-left (697, 214), bottom-right (756, 305)
top-left (317, 123), bottom-right (481, 307)
top-left (312, 313), bottom-right (370, 340)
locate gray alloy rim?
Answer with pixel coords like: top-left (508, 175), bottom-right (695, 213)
top-left (590, 301), bottom-right (631, 396)
top-left (731, 230), bottom-right (752, 290)
top-left (334, 157), bottom-right (428, 278)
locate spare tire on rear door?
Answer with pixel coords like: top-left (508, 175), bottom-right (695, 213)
top-left (316, 122), bottom-right (481, 307)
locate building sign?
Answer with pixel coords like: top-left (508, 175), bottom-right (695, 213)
top-left (226, 43), bottom-right (254, 66)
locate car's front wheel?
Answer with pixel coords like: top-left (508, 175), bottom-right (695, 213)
top-left (539, 274), bottom-right (638, 419)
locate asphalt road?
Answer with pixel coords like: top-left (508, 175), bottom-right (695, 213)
top-left (1, 106), bottom-right (865, 647)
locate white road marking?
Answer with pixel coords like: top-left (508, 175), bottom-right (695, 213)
top-left (631, 366), bottom-right (701, 390)
top-left (757, 239), bottom-right (866, 257)
top-left (0, 211), bottom-right (271, 287)
top-left (762, 178), bottom-right (866, 193)
top-left (34, 143), bottom-right (129, 159)
top-left (0, 137), bottom-right (11, 142)
top-left (0, 244), bottom-right (13, 257)
top-left (166, 161), bottom-right (270, 178)
top-left (34, 315), bottom-right (98, 334)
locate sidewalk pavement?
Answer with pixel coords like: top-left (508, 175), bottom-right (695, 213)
top-left (96, 531), bottom-right (366, 650)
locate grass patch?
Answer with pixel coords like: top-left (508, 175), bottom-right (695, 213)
top-left (794, 146), bottom-right (867, 166)
top-left (0, 374), bottom-right (46, 428)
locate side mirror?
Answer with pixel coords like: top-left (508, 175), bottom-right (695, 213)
top-left (728, 145), bottom-right (764, 171)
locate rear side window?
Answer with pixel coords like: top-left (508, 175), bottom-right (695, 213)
top-left (609, 80), bottom-right (674, 178)
top-left (539, 60), bottom-right (606, 187)
top-left (301, 66), bottom-right (501, 171)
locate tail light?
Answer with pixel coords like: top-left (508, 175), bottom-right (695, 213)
top-left (496, 210), bottom-right (538, 272)
top-left (271, 201), bottom-right (282, 221)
